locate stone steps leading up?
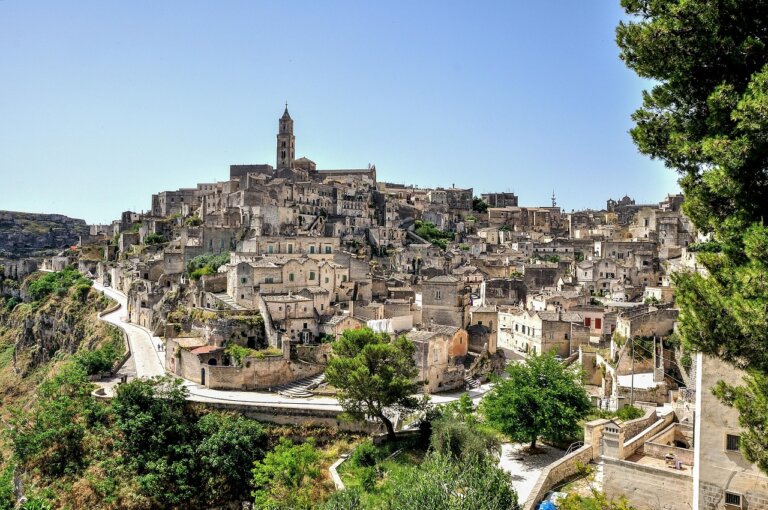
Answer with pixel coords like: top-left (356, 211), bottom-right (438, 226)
top-left (211, 292), bottom-right (246, 311)
top-left (464, 374), bottom-right (481, 390)
top-left (273, 373), bottom-right (325, 399)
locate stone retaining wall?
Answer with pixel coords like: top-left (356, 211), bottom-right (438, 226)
top-left (524, 444), bottom-right (594, 510)
top-left (603, 457), bottom-right (692, 510)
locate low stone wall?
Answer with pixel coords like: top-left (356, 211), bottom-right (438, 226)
top-left (188, 401), bottom-right (381, 433)
top-left (622, 409), bottom-right (661, 440)
top-left (603, 457), bottom-right (692, 510)
top-left (524, 444), bottom-right (594, 510)
top-left (623, 412), bottom-right (675, 459)
top-left (643, 442), bottom-right (693, 466)
top-left (206, 357), bottom-right (325, 391)
top-left (618, 384), bottom-right (669, 405)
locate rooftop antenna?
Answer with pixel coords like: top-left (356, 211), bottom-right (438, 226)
top-left (551, 190), bottom-right (557, 208)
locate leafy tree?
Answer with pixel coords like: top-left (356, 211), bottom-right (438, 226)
top-left (111, 377), bottom-right (196, 505)
top-left (11, 363), bottom-right (95, 478)
top-left (714, 373), bottom-right (768, 473)
top-left (196, 412), bottom-right (267, 504)
top-left (324, 328), bottom-right (423, 439)
top-left (481, 353), bottom-right (590, 449)
top-left (74, 328), bottom-right (123, 375)
top-left (429, 394), bottom-right (500, 463)
top-left (187, 252), bottom-right (230, 280)
top-left (472, 196), bottom-right (489, 214)
top-left (617, 0), bottom-right (768, 469)
top-left (27, 267), bottom-right (91, 301)
top-left (387, 452), bottom-right (518, 510)
top-left (251, 438), bottom-right (321, 510)
top-left (144, 232), bottom-right (166, 245)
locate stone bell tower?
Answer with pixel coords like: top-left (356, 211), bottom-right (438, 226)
top-left (276, 103), bottom-right (295, 170)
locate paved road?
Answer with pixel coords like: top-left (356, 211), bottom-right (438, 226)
top-left (96, 283), bottom-right (165, 378)
top-left (93, 283), bottom-right (494, 409)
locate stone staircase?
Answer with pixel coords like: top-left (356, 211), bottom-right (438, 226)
top-left (273, 373), bottom-right (325, 398)
top-left (464, 374), bottom-right (481, 390)
top-left (210, 292), bottom-right (246, 311)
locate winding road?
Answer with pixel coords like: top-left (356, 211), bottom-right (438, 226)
top-left (93, 282), bottom-right (493, 409)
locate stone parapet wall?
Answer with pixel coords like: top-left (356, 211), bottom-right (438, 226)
top-left (603, 457), bottom-right (692, 510)
top-left (188, 401), bottom-right (380, 433)
top-left (644, 442), bottom-right (693, 466)
top-left (524, 444), bottom-right (594, 510)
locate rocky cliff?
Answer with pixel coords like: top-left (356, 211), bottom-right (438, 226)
top-left (0, 210), bottom-right (89, 259)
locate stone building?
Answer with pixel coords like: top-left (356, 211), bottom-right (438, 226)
top-left (481, 192), bottom-right (519, 208)
top-left (693, 355), bottom-right (768, 510)
top-left (405, 326), bottom-right (468, 393)
top-left (420, 275), bottom-right (470, 329)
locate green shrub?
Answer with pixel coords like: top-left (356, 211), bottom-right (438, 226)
top-left (616, 406), bottom-right (644, 421)
top-left (187, 253), bottom-right (230, 280)
top-left (350, 440), bottom-right (379, 468)
top-left (359, 467), bottom-right (377, 492)
top-left (27, 267), bottom-right (92, 302)
top-left (145, 233), bottom-right (166, 245)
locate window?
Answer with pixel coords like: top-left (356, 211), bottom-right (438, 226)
top-left (342, 275), bottom-right (347, 282)
top-left (289, 273), bottom-right (295, 282)
top-left (303, 322), bottom-right (308, 329)
top-left (726, 434), bottom-right (741, 452)
top-left (310, 245), bottom-right (316, 254)
top-left (584, 318), bottom-right (591, 328)
top-left (595, 318), bottom-right (602, 330)
top-left (265, 277), bottom-right (273, 284)
top-left (725, 492), bottom-right (742, 507)
top-left (325, 277), bottom-right (329, 284)
top-left (478, 320), bottom-right (483, 326)
top-left (268, 245), bottom-right (273, 254)
top-left (309, 271), bottom-right (316, 280)
top-left (434, 290), bottom-right (442, 300)
top-left (288, 244), bottom-right (293, 254)
top-left (241, 277), bottom-right (247, 284)
top-left (325, 246), bottom-right (332, 253)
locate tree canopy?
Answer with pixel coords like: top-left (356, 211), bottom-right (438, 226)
top-left (324, 328), bottom-right (423, 439)
top-left (386, 452), bottom-right (519, 510)
top-left (251, 438), bottom-right (321, 510)
top-left (617, 0), bottom-right (768, 470)
top-left (481, 353), bottom-right (591, 449)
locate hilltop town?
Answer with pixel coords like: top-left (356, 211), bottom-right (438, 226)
top-left (1, 106), bottom-right (765, 509)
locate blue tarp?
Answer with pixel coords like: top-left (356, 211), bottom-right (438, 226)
top-left (538, 501), bottom-right (557, 510)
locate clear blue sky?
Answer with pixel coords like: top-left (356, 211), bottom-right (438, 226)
top-left (0, 1), bottom-right (678, 224)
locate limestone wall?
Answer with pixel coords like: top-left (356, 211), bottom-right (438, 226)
top-left (603, 457), bottom-right (692, 510)
top-left (623, 413), bottom-right (675, 459)
top-left (644, 442), bottom-right (694, 466)
top-left (206, 356), bottom-right (324, 390)
top-left (524, 445), bottom-right (594, 510)
top-left (188, 401), bottom-right (380, 433)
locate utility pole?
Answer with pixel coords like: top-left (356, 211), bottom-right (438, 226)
top-left (630, 336), bottom-right (635, 408)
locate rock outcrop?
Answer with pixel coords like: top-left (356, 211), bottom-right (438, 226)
top-left (0, 210), bottom-right (89, 259)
